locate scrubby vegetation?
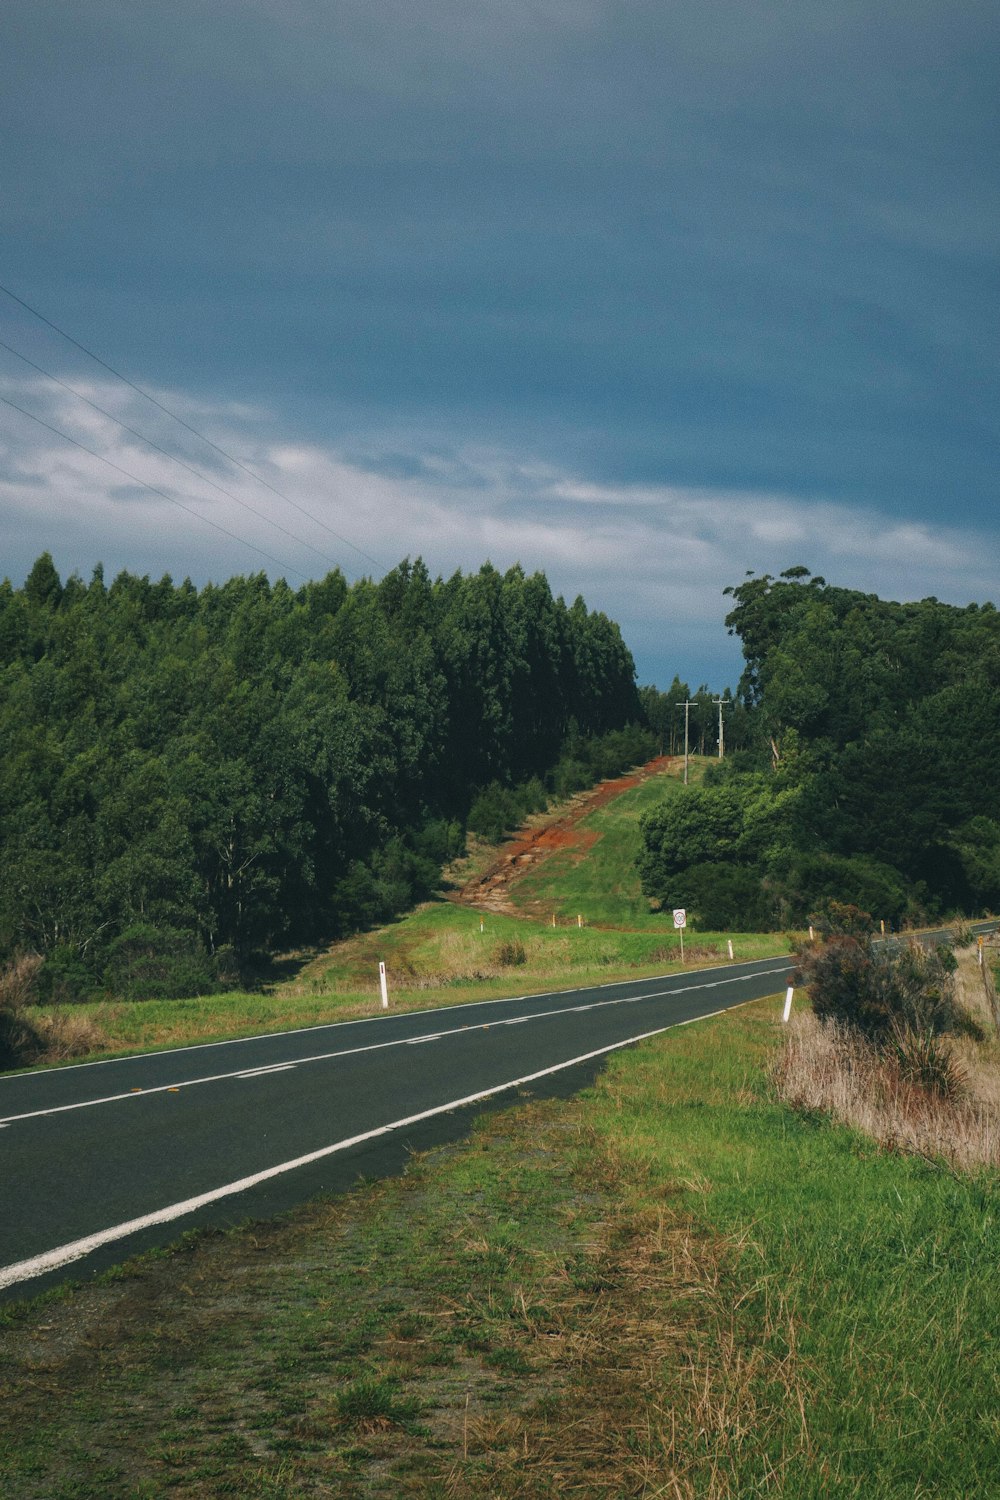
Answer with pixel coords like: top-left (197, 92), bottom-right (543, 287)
top-left (777, 931), bottom-right (1000, 1173)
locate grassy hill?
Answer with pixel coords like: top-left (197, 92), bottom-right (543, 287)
top-left (505, 765), bottom-right (691, 927)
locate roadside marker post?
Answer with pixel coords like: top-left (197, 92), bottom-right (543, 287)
top-left (783, 984), bottom-right (794, 1023)
top-left (727, 939), bottom-right (734, 960)
top-left (379, 961), bottom-right (389, 1010)
top-left (577, 914), bottom-right (583, 928)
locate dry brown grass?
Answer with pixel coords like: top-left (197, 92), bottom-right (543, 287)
top-left (775, 1009), bottom-right (1000, 1173)
top-left (0, 951), bottom-right (45, 1008)
top-left (0, 953), bottom-right (110, 1067)
top-left (31, 1009), bottom-right (110, 1062)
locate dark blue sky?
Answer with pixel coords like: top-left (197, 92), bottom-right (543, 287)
top-left (1, 2), bottom-right (997, 686)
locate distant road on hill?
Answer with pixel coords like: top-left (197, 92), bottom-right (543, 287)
top-left (0, 954), bottom-right (792, 1301)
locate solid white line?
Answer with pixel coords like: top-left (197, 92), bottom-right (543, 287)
top-left (0, 956), bottom-right (793, 1080)
top-left (0, 995), bottom-right (767, 1293)
top-left (0, 966), bottom-right (792, 1128)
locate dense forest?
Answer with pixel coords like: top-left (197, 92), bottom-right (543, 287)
top-left (639, 568), bottom-right (1000, 930)
top-left (0, 553), bottom-right (648, 998)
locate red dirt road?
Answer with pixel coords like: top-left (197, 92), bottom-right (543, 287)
top-left (453, 756), bottom-right (679, 913)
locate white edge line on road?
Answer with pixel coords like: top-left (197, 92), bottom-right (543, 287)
top-left (0, 996), bottom-right (764, 1293)
top-left (0, 957), bottom-right (794, 1081)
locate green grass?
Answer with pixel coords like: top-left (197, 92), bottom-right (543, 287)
top-left (3, 998), bottom-right (996, 1496)
top-left (508, 761), bottom-right (693, 927)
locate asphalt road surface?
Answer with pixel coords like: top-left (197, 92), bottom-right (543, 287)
top-left (0, 955), bottom-right (794, 1300)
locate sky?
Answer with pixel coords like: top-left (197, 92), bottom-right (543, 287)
top-left (1, 1), bottom-right (997, 688)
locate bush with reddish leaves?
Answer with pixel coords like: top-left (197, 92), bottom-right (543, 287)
top-left (794, 937), bottom-right (958, 1042)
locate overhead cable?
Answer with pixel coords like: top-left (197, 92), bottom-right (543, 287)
top-left (0, 281), bottom-right (382, 570)
top-left (0, 335), bottom-right (353, 575)
top-left (0, 393), bottom-right (309, 582)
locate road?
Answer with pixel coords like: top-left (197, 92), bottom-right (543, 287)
top-left (0, 955), bottom-right (794, 1299)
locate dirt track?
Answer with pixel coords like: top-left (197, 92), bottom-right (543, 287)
top-left (452, 756), bottom-right (678, 914)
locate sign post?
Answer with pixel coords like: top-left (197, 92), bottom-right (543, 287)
top-left (673, 907), bottom-right (686, 963)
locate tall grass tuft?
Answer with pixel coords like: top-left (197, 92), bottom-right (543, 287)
top-left (0, 953), bottom-right (45, 1068)
top-left (0, 952), bottom-right (109, 1069)
top-left (891, 1027), bottom-right (968, 1099)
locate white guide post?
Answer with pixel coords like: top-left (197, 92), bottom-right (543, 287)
top-left (783, 985), bottom-right (794, 1023)
top-left (727, 939), bottom-right (734, 960)
top-left (379, 961), bottom-right (389, 1010)
top-left (578, 914), bottom-right (583, 928)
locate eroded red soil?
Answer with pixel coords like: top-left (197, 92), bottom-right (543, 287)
top-left (453, 755), bottom-right (678, 913)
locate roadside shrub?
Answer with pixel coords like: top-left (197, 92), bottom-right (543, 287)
top-left (516, 776), bottom-right (549, 817)
top-left (412, 817), bottom-right (465, 866)
top-left (35, 943), bottom-right (96, 1004)
top-left (808, 899), bottom-right (875, 940)
top-left (787, 854), bottom-right (908, 928)
top-left (775, 1009), bottom-right (997, 1172)
top-left (467, 783), bottom-right (522, 842)
top-left (102, 924), bottom-right (222, 1001)
top-left (681, 863), bottom-right (776, 931)
top-left (795, 937), bottom-right (958, 1042)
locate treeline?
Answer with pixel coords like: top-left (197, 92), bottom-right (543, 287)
top-left (638, 680), bottom-right (755, 758)
top-left (0, 553), bottom-right (642, 998)
top-left (639, 568), bottom-right (1000, 930)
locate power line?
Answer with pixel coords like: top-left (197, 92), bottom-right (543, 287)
top-left (0, 335), bottom-right (354, 575)
top-left (0, 280), bottom-right (382, 570)
top-left (0, 393), bottom-right (310, 583)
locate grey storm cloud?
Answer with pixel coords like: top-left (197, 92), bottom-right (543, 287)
top-left (1, 1), bottom-right (997, 684)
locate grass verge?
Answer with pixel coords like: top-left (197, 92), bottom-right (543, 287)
top-left (2, 995), bottom-right (997, 1496)
top-left (16, 901), bottom-right (790, 1068)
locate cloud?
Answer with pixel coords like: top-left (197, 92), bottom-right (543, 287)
top-left (2, 374), bottom-right (997, 688)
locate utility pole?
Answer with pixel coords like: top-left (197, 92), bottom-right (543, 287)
top-left (713, 698), bottom-right (726, 758)
top-left (678, 700), bottom-right (695, 785)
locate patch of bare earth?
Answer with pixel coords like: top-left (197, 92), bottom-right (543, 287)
top-left (452, 756), bottom-right (678, 916)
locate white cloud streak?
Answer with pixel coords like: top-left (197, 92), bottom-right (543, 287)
top-left (2, 375), bottom-right (996, 684)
